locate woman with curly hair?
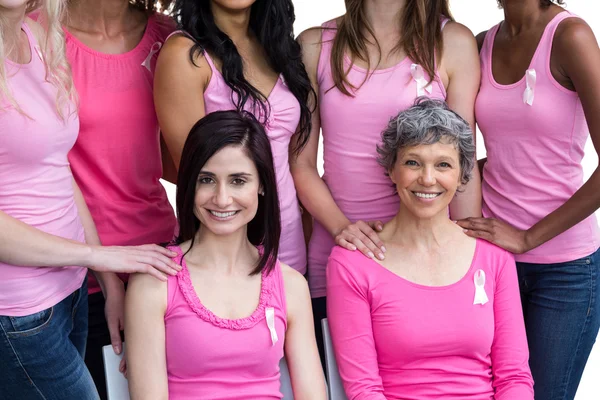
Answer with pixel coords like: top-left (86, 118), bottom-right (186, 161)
top-left (0, 1), bottom-right (179, 399)
top-left (62, 0), bottom-right (178, 396)
top-left (458, 0), bottom-right (600, 398)
top-left (155, 0), bottom-right (315, 276)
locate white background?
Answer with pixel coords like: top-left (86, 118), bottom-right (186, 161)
top-left (162, 1), bottom-right (600, 397)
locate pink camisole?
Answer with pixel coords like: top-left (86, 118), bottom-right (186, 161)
top-left (165, 32), bottom-right (306, 274)
top-left (0, 22), bottom-right (87, 316)
top-left (309, 19), bottom-right (447, 297)
top-left (476, 11), bottom-right (600, 263)
top-left (164, 246), bottom-right (287, 399)
top-left (66, 13), bottom-right (177, 294)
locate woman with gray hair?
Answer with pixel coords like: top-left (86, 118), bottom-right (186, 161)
top-left (326, 98), bottom-right (533, 399)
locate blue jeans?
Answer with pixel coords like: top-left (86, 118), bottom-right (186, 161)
top-left (0, 279), bottom-right (100, 400)
top-left (517, 248), bottom-right (600, 400)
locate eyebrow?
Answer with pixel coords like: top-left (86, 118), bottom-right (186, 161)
top-left (198, 171), bottom-right (253, 178)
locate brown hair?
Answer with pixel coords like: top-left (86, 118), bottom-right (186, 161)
top-left (330, 0), bottom-right (452, 96)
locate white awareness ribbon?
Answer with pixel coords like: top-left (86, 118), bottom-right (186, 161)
top-left (141, 41), bottom-right (162, 72)
top-left (523, 68), bottom-right (536, 106)
top-left (265, 307), bottom-right (278, 347)
top-left (473, 269), bottom-right (489, 306)
top-left (411, 64), bottom-right (433, 97)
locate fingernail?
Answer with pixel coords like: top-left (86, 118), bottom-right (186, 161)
top-left (368, 251), bottom-right (374, 258)
top-left (381, 246), bottom-right (387, 253)
top-left (174, 263), bottom-right (182, 270)
top-left (463, 229), bottom-right (468, 233)
top-left (378, 253), bottom-right (385, 260)
top-left (113, 345), bottom-right (121, 354)
top-left (350, 245), bottom-right (357, 251)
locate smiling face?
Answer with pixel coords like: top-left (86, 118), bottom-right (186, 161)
top-left (389, 140), bottom-right (462, 220)
top-left (194, 145), bottom-right (262, 237)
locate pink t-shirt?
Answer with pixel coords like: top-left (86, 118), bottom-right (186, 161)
top-left (309, 20), bottom-right (447, 298)
top-left (476, 11), bottom-right (600, 263)
top-left (0, 22), bottom-right (87, 316)
top-left (164, 246), bottom-right (287, 399)
top-left (326, 240), bottom-right (534, 400)
top-left (165, 31), bottom-right (306, 274)
top-left (66, 14), bottom-right (177, 293)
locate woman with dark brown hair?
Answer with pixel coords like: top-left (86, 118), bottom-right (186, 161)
top-left (62, 1), bottom-right (177, 397)
top-left (291, 0), bottom-right (482, 363)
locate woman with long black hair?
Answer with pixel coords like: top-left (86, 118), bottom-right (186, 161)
top-left (155, 0), bottom-right (315, 275)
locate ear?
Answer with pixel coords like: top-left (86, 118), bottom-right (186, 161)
top-left (388, 168), bottom-right (397, 185)
top-left (258, 185), bottom-right (265, 196)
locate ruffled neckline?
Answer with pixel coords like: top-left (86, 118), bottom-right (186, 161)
top-left (172, 245), bottom-right (276, 330)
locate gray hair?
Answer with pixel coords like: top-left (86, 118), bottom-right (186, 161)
top-left (377, 97), bottom-right (475, 186)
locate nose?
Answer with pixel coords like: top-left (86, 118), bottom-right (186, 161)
top-left (418, 165), bottom-right (436, 186)
top-left (213, 183), bottom-right (233, 208)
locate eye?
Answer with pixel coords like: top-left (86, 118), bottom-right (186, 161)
top-left (231, 178), bottom-right (246, 186)
top-left (405, 160), bottom-right (419, 166)
top-left (438, 162), bottom-right (452, 168)
top-left (198, 176), bottom-right (214, 184)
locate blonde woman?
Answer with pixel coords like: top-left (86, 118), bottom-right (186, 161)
top-left (0, 1), bottom-right (179, 398)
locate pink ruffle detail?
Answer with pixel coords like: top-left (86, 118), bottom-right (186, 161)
top-left (174, 246), bottom-right (276, 330)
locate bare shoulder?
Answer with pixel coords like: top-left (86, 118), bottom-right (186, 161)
top-left (157, 33), bottom-right (211, 86)
top-left (24, 16), bottom-right (46, 45)
top-left (442, 21), bottom-right (478, 49)
top-left (475, 31), bottom-right (489, 53)
top-left (554, 17), bottom-right (598, 56)
top-left (126, 272), bottom-right (169, 312)
top-left (297, 26), bottom-right (324, 73)
top-left (280, 262), bottom-right (310, 300)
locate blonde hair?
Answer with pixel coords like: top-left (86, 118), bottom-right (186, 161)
top-left (0, 0), bottom-right (76, 119)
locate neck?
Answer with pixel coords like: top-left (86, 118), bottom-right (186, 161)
top-left (384, 206), bottom-right (456, 251)
top-left (66, 0), bottom-right (133, 34)
top-left (363, 0), bottom-right (406, 36)
top-left (0, 4), bottom-right (27, 48)
top-left (211, 1), bottom-right (252, 43)
top-left (187, 226), bottom-right (256, 275)
top-left (502, 0), bottom-right (544, 34)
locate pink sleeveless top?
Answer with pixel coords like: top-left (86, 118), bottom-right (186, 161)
top-left (476, 11), bottom-right (600, 264)
top-left (0, 22), bottom-right (87, 316)
top-left (309, 19), bottom-right (447, 298)
top-left (66, 14), bottom-right (177, 294)
top-left (165, 246), bottom-right (287, 399)
top-left (165, 31), bottom-right (306, 274)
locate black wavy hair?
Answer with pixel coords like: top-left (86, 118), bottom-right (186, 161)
top-left (171, 0), bottom-right (316, 156)
top-left (175, 110), bottom-right (281, 275)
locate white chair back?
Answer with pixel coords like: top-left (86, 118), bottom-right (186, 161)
top-left (102, 345), bottom-right (296, 399)
top-left (102, 345), bottom-right (130, 400)
top-left (321, 319), bottom-right (348, 400)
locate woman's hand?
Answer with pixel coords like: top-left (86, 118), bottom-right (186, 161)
top-left (335, 221), bottom-right (386, 260)
top-left (89, 245), bottom-right (181, 281)
top-left (457, 217), bottom-right (532, 254)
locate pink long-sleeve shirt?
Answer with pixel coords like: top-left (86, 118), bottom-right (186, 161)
top-left (326, 240), bottom-right (533, 400)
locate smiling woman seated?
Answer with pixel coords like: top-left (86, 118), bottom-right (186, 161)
top-left (326, 98), bottom-right (534, 400)
top-left (124, 110), bottom-right (326, 400)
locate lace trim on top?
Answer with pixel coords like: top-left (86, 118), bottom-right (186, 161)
top-left (173, 246), bottom-right (276, 330)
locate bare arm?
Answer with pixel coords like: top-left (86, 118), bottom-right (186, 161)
top-left (281, 264), bottom-right (327, 399)
top-left (459, 20), bottom-right (600, 254)
top-left (291, 28), bottom-right (385, 260)
top-left (441, 22), bottom-right (483, 219)
top-left (124, 273), bottom-right (169, 400)
top-left (155, 34), bottom-right (210, 169)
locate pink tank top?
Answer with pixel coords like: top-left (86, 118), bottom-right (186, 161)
top-left (165, 32), bottom-right (306, 274)
top-left (476, 11), bottom-right (600, 264)
top-left (66, 14), bottom-right (177, 294)
top-left (309, 19), bottom-right (447, 298)
top-left (165, 246), bottom-right (287, 399)
top-left (0, 22), bottom-right (87, 316)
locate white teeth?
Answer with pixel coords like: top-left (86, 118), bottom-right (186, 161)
top-left (209, 210), bottom-right (237, 218)
top-left (414, 192), bottom-right (440, 199)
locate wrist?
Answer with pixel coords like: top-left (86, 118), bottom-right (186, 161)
top-left (523, 229), bottom-right (537, 253)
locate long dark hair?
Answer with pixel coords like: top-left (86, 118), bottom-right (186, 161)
top-left (175, 110), bottom-right (281, 275)
top-left (171, 0), bottom-right (315, 156)
top-left (332, 0), bottom-right (452, 96)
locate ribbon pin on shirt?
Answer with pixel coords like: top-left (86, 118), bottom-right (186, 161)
top-left (473, 269), bottom-right (489, 306)
top-left (523, 68), bottom-right (536, 106)
top-left (411, 64), bottom-right (433, 97)
top-left (265, 307), bottom-right (278, 347)
top-left (141, 41), bottom-right (162, 72)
